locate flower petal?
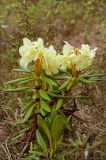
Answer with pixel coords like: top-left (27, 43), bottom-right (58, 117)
top-left (19, 58), bottom-right (28, 69)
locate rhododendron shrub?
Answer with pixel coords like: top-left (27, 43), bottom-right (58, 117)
top-left (4, 38), bottom-right (104, 160)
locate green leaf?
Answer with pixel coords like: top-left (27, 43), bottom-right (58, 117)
top-left (30, 142), bottom-right (33, 151)
top-left (83, 133), bottom-right (91, 146)
top-left (40, 75), bottom-right (57, 86)
top-left (80, 72), bottom-right (106, 78)
top-left (56, 99), bottom-right (64, 110)
top-left (5, 77), bottom-right (31, 84)
top-left (47, 92), bottom-right (72, 99)
top-left (59, 79), bottom-right (70, 90)
top-left (18, 78), bottom-right (33, 84)
top-left (13, 68), bottom-right (32, 73)
top-left (28, 151), bottom-right (46, 157)
top-left (78, 77), bottom-right (94, 84)
top-left (57, 155), bottom-right (65, 160)
top-left (18, 98), bottom-right (35, 115)
top-left (39, 90), bottom-right (51, 101)
top-left (66, 78), bottom-right (77, 90)
top-left (51, 115), bottom-right (65, 146)
top-left (79, 71), bottom-right (93, 78)
top-left (61, 155), bottom-right (65, 160)
top-left (37, 115), bottom-right (51, 144)
top-left (69, 138), bottom-right (77, 147)
top-left (40, 108), bottom-right (47, 116)
top-left (4, 87), bottom-right (31, 92)
top-left (40, 100), bottom-right (51, 112)
top-left (36, 130), bottom-right (48, 155)
top-left (47, 109), bottom-right (58, 126)
top-left (89, 77), bottom-right (102, 81)
top-left (92, 73), bottom-right (106, 77)
top-left (64, 115), bottom-right (72, 131)
top-left (76, 132), bottom-right (82, 145)
top-left (21, 100), bottom-right (34, 114)
top-left (53, 75), bottom-right (70, 80)
top-left (20, 105), bottom-right (34, 123)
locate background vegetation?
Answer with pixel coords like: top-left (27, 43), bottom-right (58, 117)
top-left (0, 0), bottom-right (106, 159)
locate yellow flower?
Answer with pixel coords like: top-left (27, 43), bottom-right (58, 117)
top-left (61, 43), bottom-right (97, 71)
top-left (19, 38), bottom-right (37, 62)
top-left (19, 38), bottom-right (45, 68)
top-left (69, 44), bottom-right (97, 71)
top-left (42, 45), bottom-right (63, 75)
top-left (63, 41), bottom-right (74, 56)
top-left (19, 38), bottom-right (97, 73)
top-left (32, 38), bottom-right (45, 59)
top-left (61, 41), bottom-right (74, 70)
top-left (19, 58), bottom-right (28, 69)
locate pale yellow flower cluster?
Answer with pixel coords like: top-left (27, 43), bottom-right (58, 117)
top-left (19, 38), bottom-right (44, 69)
top-left (19, 38), bottom-right (97, 75)
top-left (62, 42), bottom-right (97, 71)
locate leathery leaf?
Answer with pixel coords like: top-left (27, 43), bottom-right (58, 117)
top-left (40, 100), bottom-right (51, 112)
top-left (39, 90), bottom-right (51, 101)
top-left (56, 99), bottom-right (64, 110)
top-left (36, 130), bottom-right (48, 155)
top-left (20, 105), bottom-right (34, 123)
top-left (51, 115), bottom-right (65, 147)
top-left (37, 115), bottom-right (51, 144)
top-left (40, 75), bottom-right (57, 86)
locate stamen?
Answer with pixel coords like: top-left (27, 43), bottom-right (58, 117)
top-left (75, 48), bottom-right (80, 55)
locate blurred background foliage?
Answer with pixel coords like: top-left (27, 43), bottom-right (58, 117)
top-left (0, 0), bottom-right (106, 159)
